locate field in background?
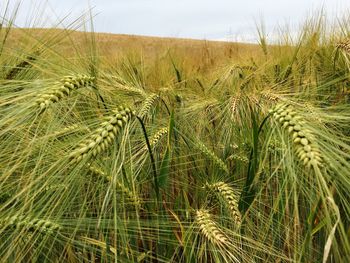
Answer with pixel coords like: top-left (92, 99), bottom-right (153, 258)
top-left (6, 28), bottom-right (261, 83)
top-left (9, 28), bottom-right (259, 60)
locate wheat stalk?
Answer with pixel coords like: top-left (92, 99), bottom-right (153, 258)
top-left (69, 105), bottom-right (135, 163)
top-left (1, 215), bottom-right (61, 234)
top-left (195, 209), bottom-right (228, 246)
top-left (269, 103), bottom-right (322, 168)
top-left (34, 74), bottom-right (95, 112)
top-left (206, 182), bottom-right (241, 225)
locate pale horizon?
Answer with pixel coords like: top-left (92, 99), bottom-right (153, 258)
top-left (5, 0), bottom-right (350, 42)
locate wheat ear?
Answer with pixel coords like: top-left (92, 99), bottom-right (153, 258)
top-left (49, 124), bottom-right (79, 138)
top-left (147, 127), bottom-right (168, 148)
top-left (269, 103), bottom-right (322, 168)
top-left (89, 165), bottom-right (141, 206)
top-left (137, 93), bottom-right (159, 119)
top-left (229, 95), bottom-right (240, 119)
top-left (69, 105), bottom-right (135, 163)
top-left (117, 84), bottom-right (147, 97)
top-left (197, 143), bottom-right (229, 174)
top-left (206, 182), bottom-right (241, 225)
top-left (107, 74), bottom-right (147, 97)
top-left (34, 74), bottom-right (95, 112)
top-left (195, 209), bottom-right (228, 246)
top-left (1, 215), bottom-right (61, 234)
top-left (261, 89), bottom-right (281, 102)
top-left (228, 154), bottom-right (249, 164)
top-left (336, 39), bottom-right (350, 54)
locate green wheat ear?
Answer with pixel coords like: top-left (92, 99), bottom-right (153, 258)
top-left (195, 209), bottom-right (229, 246)
top-left (69, 105), bottom-right (135, 163)
top-left (206, 181), bottom-right (242, 225)
top-left (137, 93), bottom-right (160, 119)
top-left (88, 165), bottom-right (142, 207)
top-left (336, 39), bottom-right (350, 54)
top-left (269, 103), bottom-right (323, 168)
top-left (196, 142), bottom-right (229, 174)
top-left (1, 215), bottom-right (61, 234)
top-left (228, 153), bottom-right (249, 164)
top-left (34, 74), bottom-right (95, 113)
top-left (147, 127), bottom-right (168, 148)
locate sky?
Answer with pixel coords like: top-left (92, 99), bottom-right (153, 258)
top-left (4, 0), bottom-right (350, 42)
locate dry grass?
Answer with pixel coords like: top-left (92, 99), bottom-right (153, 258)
top-left (6, 28), bottom-right (260, 69)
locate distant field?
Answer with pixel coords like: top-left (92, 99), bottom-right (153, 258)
top-left (7, 28), bottom-right (260, 67)
top-left (4, 27), bottom-right (263, 88)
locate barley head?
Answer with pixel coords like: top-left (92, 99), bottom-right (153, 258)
top-left (88, 165), bottom-right (141, 207)
top-left (1, 215), bottom-right (61, 234)
top-left (34, 74), bottom-right (95, 113)
top-left (336, 39), bottom-right (350, 54)
top-left (206, 182), bottom-right (241, 225)
top-left (137, 93), bottom-right (159, 119)
top-left (148, 127), bottom-right (168, 148)
top-left (69, 105), bottom-right (135, 163)
top-left (195, 209), bottom-right (228, 247)
top-left (197, 143), bottom-right (229, 174)
top-left (269, 103), bottom-right (322, 168)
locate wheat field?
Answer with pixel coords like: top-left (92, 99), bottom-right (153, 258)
top-left (0, 3), bottom-right (350, 263)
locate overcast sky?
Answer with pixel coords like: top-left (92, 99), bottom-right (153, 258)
top-left (6, 0), bottom-right (350, 42)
